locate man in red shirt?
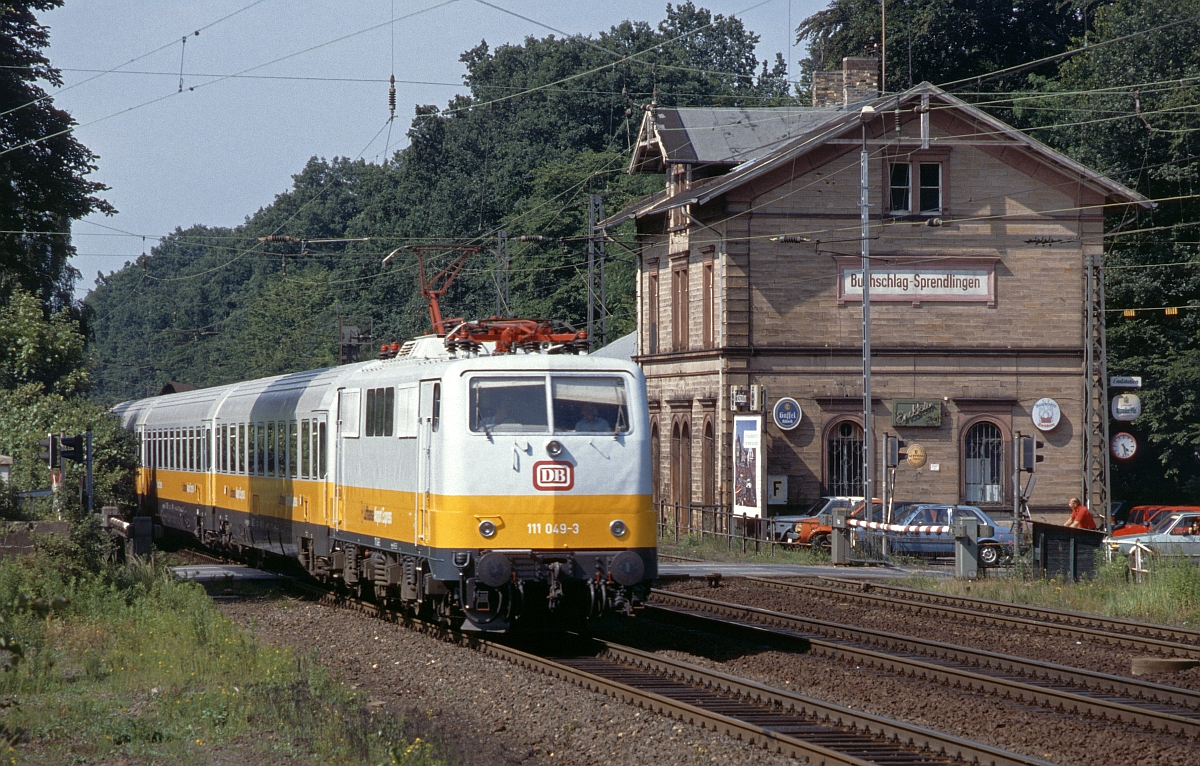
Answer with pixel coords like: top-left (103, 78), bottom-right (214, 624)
top-left (1064, 497), bottom-right (1096, 530)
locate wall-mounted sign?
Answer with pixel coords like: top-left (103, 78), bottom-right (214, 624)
top-left (772, 398), bottom-right (802, 430)
top-left (733, 415), bottom-right (763, 518)
top-left (892, 399), bottom-right (942, 427)
top-left (1110, 375), bottom-right (1143, 389)
top-left (767, 474), bottom-right (788, 505)
top-left (1111, 393), bottom-right (1142, 422)
top-left (834, 256), bottom-right (998, 307)
top-left (1031, 398), bottom-right (1061, 432)
top-left (906, 443), bottom-right (928, 468)
top-left (1111, 432), bottom-right (1137, 460)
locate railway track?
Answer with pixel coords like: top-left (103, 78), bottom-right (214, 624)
top-left (257, 578), bottom-right (1052, 766)
top-left (746, 576), bottom-right (1200, 658)
top-left (647, 589), bottom-right (1200, 739)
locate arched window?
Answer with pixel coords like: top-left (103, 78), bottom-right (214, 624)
top-left (701, 417), bottom-right (715, 506)
top-left (680, 420), bottom-right (692, 506)
top-left (964, 421), bottom-right (1004, 504)
top-left (650, 420), bottom-right (661, 502)
top-left (670, 420), bottom-right (682, 505)
top-left (826, 420), bottom-right (863, 496)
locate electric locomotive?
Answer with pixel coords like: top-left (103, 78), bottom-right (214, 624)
top-left (113, 319), bottom-right (656, 630)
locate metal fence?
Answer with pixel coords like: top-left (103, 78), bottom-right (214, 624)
top-left (655, 500), bottom-right (780, 555)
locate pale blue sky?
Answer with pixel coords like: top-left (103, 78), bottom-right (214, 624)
top-left (43, 1), bottom-right (824, 297)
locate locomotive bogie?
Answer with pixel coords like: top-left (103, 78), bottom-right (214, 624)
top-left (115, 338), bottom-right (656, 631)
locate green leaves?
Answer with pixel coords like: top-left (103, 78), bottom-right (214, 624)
top-left (0, 289), bottom-right (88, 395)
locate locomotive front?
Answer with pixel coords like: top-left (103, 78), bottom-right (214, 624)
top-left (430, 353), bottom-right (655, 630)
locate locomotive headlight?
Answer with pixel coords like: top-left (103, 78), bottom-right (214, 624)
top-left (609, 519), bottom-right (627, 538)
top-left (478, 520), bottom-right (497, 538)
top-left (546, 440), bottom-right (564, 457)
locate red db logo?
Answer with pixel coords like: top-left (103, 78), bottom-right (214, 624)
top-left (533, 461), bottom-right (574, 491)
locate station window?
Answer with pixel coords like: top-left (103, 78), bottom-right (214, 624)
top-left (826, 420), bottom-right (863, 496)
top-left (889, 163), bottom-right (911, 213)
top-left (964, 421), bottom-right (1004, 504)
top-left (301, 420), bottom-right (311, 479)
top-left (888, 161), bottom-right (942, 214)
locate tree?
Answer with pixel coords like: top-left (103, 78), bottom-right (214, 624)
top-left (0, 288), bottom-right (87, 395)
top-left (0, 1), bottom-right (112, 309)
top-left (795, 0), bottom-right (1094, 94)
top-left (1017, 0), bottom-right (1200, 500)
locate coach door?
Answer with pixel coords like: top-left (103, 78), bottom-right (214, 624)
top-left (416, 380), bottom-right (438, 545)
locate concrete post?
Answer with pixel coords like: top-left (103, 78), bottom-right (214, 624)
top-left (830, 510), bottom-right (851, 565)
top-left (954, 517), bottom-right (992, 579)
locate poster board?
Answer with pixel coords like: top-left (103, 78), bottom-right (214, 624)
top-left (733, 414), bottom-right (763, 518)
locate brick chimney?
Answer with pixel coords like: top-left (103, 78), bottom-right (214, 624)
top-left (812, 57), bottom-right (880, 108)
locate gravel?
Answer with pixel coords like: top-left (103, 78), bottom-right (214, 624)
top-left (659, 578), bottom-right (1200, 690)
top-left (219, 592), bottom-right (803, 766)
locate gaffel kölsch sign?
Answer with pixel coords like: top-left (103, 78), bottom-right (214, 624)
top-left (835, 257), bottom-right (998, 307)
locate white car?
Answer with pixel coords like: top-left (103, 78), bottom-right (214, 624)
top-left (767, 496), bottom-right (862, 543)
top-left (1108, 512), bottom-right (1200, 560)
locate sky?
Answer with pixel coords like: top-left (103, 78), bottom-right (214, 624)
top-left (42, 0), bottom-right (825, 299)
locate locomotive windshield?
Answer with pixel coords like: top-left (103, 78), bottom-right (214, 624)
top-left (469, 375), bottom-right (630, 434)
top-left (552, 376), bottom-right (629, 434)
top-left (470, 377), bottom-right (549, 433)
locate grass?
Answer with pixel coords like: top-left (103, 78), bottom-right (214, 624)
top-left (899, 554), bottom-right (1200, 628)
top-left (0, 546), bottom-right (453, 765)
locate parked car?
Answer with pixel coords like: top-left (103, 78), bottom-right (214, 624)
top-left (1112, 505), bottom-right (1200, 537)
top-left (1109, 511), bottom-right (1200, 559)
top-left (768, 496), bottom-right (861, 543)
top-left (863, 504), bottom-right (1015, 567)
top-left (789, 499), bottom-right (921, 550)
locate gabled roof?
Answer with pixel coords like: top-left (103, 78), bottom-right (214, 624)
top-left (629, 106), bottom-right (846, 173)
top-left (608, 83), bottom-right (1150, 227)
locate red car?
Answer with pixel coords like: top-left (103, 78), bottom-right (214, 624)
top-left (1113, 505), bottom-right (1200, 537)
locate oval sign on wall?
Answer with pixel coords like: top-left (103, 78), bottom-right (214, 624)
top-left (1031, 398), bottom-right (1061, 432)
top-left (772, 398), bottom-right (802, 430)
top-left (906, 443), bottom-right (928, 468)
top-left (1111, 393), bottom-right (1142, 422)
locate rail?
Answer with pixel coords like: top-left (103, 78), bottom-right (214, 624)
top-left (648, 589), bottom-right (1200, 739)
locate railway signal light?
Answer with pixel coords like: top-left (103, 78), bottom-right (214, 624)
top-left (885, 436), bottom-right (907, 467)
top-left (1019, 435), bottom-right (1044, 472)
top-left (37, 434), bottom-right (59, 469)
top-left (60, 434), bottom-right (85, 465)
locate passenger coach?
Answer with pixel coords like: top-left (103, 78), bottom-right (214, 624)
top-left (114, 320), bottom-right (656, 630)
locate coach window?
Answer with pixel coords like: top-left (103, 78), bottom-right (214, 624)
top-left (266, 422), bottom-right (276, 475)
top-left (431, 383), bottom-right (441, 431)
top-left (301, 420), bottom-right (311, 479)
top-left (255, 424), bottom-right (265, 475)
top-left (276, 422), bottom-right (285, 477)
top-left (469, 377), bottom-right (548, 433)
top-left (318, 421), bottom-right (328, 478)
top-left (365, 389), bottom-right (377, 436)
top-left (289, 421), bottom-right (298, 477)
top-left (172, 429), bottom-right (179, 470)
top-left (240, 427), bottom-right (249, 475)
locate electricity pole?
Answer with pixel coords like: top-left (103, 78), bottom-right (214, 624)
top-left (860, 117), bottom-right (875, 514)
top-left (587, 195), bottom-right (606, 350)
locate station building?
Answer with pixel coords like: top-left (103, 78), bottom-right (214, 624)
top-left (604, 59), bottom-right (1149, 521)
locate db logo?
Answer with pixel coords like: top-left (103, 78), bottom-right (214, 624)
top-left (533, 461), bottom-right (574, 491)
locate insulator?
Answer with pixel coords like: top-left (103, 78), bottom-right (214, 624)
top-left (389, 74), bottom-right (396, 118)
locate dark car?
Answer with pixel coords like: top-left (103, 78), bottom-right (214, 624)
top-left (866, 504), bottom-right (1015, 567)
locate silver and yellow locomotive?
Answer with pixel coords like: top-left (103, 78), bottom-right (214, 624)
top-left (114, 320), bottom-right (656, 630)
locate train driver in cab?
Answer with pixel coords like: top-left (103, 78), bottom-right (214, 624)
top-left (574, 402), bottom-right (610, 433)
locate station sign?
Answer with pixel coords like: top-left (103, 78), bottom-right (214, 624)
top-left (891, 399), bottom-right (942, 428)
top-left (1111, 393), bottom-right (1142, 422)
top-left (834, 256), bottom-right (998, 307)
top-left (1031, 398), bottom-right (1061, 432)
top-left (1110, 376), bottom-right (1143, 389)
top-left (772, 398), bottom-right (802, 430)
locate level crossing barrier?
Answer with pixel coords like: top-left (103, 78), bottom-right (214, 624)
top-left (827, 513), bottom-right (991, 577)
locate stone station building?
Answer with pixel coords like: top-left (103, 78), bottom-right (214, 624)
top-left (604, 60), bottom-right (1149, 522)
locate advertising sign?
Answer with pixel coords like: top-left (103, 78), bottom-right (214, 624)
top-left (1110, 376), bottom-right (1143, 389)
top-left (891, 399), bottom-right (942, 427)
top-left (772, 398), bottom-right (802, 430)
top-left (1031, 398), bottom-right (1061, 432)
top-left (733, 415), bottom-right (763, 518)
top-left (1111, 393), bottom-right (1142, 422)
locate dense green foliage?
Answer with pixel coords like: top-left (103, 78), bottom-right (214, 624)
top-left (0, 0), bottom-right (111, 310)
top-left (84, 3), bottom-right (790, 402)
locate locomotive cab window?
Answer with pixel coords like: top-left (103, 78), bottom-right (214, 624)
top-left (552, 376), bottom-right (630, 434)
top-left (470, 377), bottom-right (548, 433)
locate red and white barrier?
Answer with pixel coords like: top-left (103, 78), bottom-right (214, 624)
top-left (846, 518), bottom-right (951, 535)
